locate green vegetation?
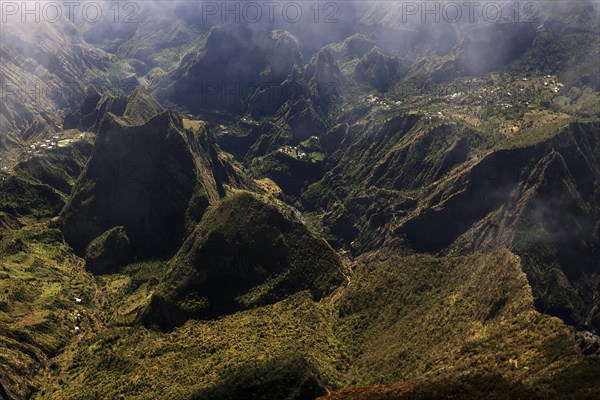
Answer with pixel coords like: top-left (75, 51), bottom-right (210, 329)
top-left (35, 293), bottom-right (343, 400)
top-left (333, 250), bottom-right (596, 390)
top-left (141, 192), bottom-right (344, 330)
top-left (96, 261), bottom-right (169, 326)
top-left (0, 174), bottom-right (64, 219)
top-left (0, 224), bottom-right (97, 399)
top-left (59, 110), bottom-right (237, 259)
top-left (84, 226), bottom-right (133, 275)
top-left (22, 249), bottom-right (600, 400)
top-left (1, 3), bottom-right (599, 399)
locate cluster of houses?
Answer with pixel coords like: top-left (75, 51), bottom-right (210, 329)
top-left (72, 296), bottom-right (83, 333)
top-left (0, 166), bottom-right (9, 181)
top-left (363, 74), bottom-right (566, 121)
top-left (26, 132), bottom-right (82, 158)
top-left (29, 133), bottom-right (62, 152)
top-left (240, 117), bottom-right (257, 124)
top-left (366, 93), bottom-right (400, 110)
top-left (532, 75), bottom-right (564, 93)
top-left (443, 75), bottom-right (565, 112)
top-left (280, 145), bottom-right (308, 159)
top-left (28, 138), bottom-right (55, 156)
top-left (383, 74), bottom-right (569, 132)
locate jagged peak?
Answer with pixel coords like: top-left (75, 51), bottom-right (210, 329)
top-left (95, 111), bottom-right (133, 135)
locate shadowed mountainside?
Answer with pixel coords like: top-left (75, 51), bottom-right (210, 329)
top-left (0, 2), bottom-right (599, 399)
top-left (59, 110), bottom-right (239, 260)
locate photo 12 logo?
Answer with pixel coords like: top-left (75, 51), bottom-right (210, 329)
top-left (397, 1), bottom-right (541, 24)
top-left (1, 1), bottom-right (139, 24)
top-left (0, 77), bottom-right (142, 107)
top-left (1, 80), bottom-right (79, 105)
top-left (192, 1), bottom-right (338, 24)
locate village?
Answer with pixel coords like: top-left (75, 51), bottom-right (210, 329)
top-left (0, 130), bottom-right (87, 178)
top-left (359, 73), bottom-right (572, 137)
top-left (278, 136), bottom-right (325, 162)
top-left (279, 145), bottom-right (309, 160)
top-left (23, 130), bottom-right (90, 159)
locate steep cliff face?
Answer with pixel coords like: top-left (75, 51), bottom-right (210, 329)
top-left (140, 192), bottom-right (343, 330)
top-left (59, 111), bottom-right (238, 260)
top-left (301, 115), bottom-right (447, 248)
top-left (367, 125), bottom-right (471, 191)
top-left (305, 49), bottom-right (343, 113)
top-left (398, 146), bottom-right (535, 252)
top-left (396, 122), bottom-right (600, 331)
top-left (301, 111), bottom-right (599, 333)
top-left (477, 125), bottom-right (599, 332)
top-left (305, 115), bottom-right (422, 199)
top-left (506, 152), bottom-right (599, 330)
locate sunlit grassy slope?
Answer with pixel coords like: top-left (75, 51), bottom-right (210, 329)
top-left (24, 248), bottom-right (599, 400)
top-left (0, 224), bottom-right (98, 399)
